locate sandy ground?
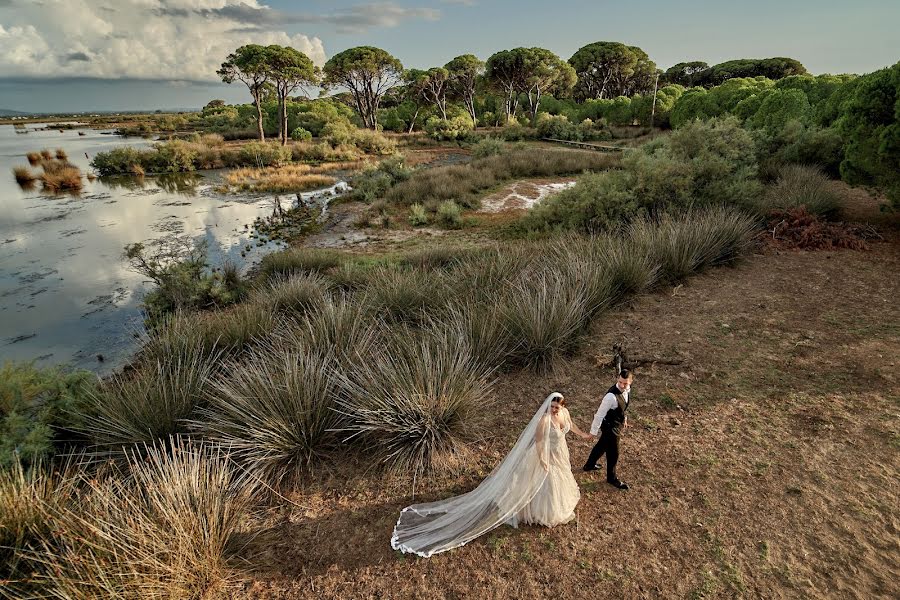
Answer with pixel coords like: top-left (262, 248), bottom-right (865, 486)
top-left (233, 186), bottom-right (900, 600)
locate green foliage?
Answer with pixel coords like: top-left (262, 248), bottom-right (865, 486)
top-left (239, 141), bottom-right (292, 167)
top-left (522, 117), bottom-right (760, 232)
top-left (436, 200), bottom-right (463, 229)
top-left (746, 88), bottom-right (811, 131)
top-left (697, 57), bottom-right (807, 87)
top-left (835, 62), bottom-right (900, 207)
top-left (257, 247), bottom-right (344, 281)
top-left (753, 120), bottom-right (845, 177)
top-left (758, 164), bottom-right (844, 218)
top-left (0, 364), bottom-right (95, 468)
top-left (472, 137), bottom-right (507, 158)
top-left (323, 46), bottom-right (404, 129)
top-left (425, 115), bottom-right (474, 141)
top-left (408, 203), bottom-right (429, 226)
top-left (290, 127), bottom-right (312, 141)
top-left (568, 41), bottom-right (657, 100)
top-left (350, 156), bottom-right (412, 202)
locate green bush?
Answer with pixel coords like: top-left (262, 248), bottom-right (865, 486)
top-left (90, 147), bottom-right (156, 176)
top-left (290, 127), bottom-right (312, 142)
top-left (522, 117), bottom-right (761, 233)
top-left (425, 115), bottom-right (474, 141)
top-left (239, 141), bottom-right (291, 167)
top-left (472, 137), bottom-right (507, 158)
top-left (350, 156), bottom-right (411, 202)
top-left (436, 200), bottom-right (463, 229)
top-left (760, 164), bottom-right (843, 218)
top-left (408, 203), bottom-right (429, 226)
top-left (0, 364), bottom-right (95, 468)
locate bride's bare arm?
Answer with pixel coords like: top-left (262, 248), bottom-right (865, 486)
top-left (563, 408), bottom-right (592, 440)
top-left (535, 416), bottom-right (549, 471)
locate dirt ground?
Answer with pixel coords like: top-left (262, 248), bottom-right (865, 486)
top-left (233, 187), bottom-right (900, 599)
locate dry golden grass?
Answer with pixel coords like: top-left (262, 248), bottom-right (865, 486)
top-left (13, 165), bottom-right (36, 186)
top-left (25, 151), bottom-right (41, 165)
top-left (224, 164), bottom-right (338, 193)
top-left (39, 160), bottom-right (83, 192)
top-left (55, 148), bottom-right (68, 160)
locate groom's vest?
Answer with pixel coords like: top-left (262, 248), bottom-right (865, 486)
top-left (600, 384), bottom-right (628, 433)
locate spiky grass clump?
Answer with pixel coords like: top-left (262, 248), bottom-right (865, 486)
top-left (30, 440), bottom-right (250, 599)
top-left (501, 269), bottom-right (590, 371)
top-left (543, 235), bottom-right (618, 318)
top-left (0, 459), bottom-right (79, 592)
top-left (25, 151), bottom-right (41, 166)
top-left (275, 296), bottom-right (377, 361)
top-left (398, 246), bottom-right (475, 271)
top-left (250, 272), bottom-right (331, 316)
top-left (363, 267), bottom-right (448, 323)
top-left (198, 345), bottom-right (341, 485)
top-left (631, 207), bottom-right (757, 284)
top-left (448, 244), bottom-right (535, 303)
top-left (81, 344), bottom-right (223, 453)
top-left (762, 164), bottom-right (843, 219)
top-left (327, 261), bottom-right (375, 291)
top-left (439, 301), bottom-right (513, 371)
top-left (337, 327), bottom-right (491, 474)
top-left (207, 301), bottom-right (278, 353)
top-left (39, 160), bottom-right (83, 192)
top-left (596, 233), bottom-right (659, 300)
top-left (13, 165), bottom-right (37, 187)
top-left (55, 148), bottom-right (68, 160)
top-left (257, 247), bottom-right (344, 282)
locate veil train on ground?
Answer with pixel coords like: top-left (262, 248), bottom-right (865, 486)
top-left (390, 393), bottom-right (559, 557)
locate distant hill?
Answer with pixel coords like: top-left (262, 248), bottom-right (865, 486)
top-left (0, 109), bottom-right (30, 116)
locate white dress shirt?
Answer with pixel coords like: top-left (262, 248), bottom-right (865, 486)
top-left (590, 386), bottom-right (630, 436)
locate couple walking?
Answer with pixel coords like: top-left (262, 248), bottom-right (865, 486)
top-left (391, 370), bottom-right (635, 557)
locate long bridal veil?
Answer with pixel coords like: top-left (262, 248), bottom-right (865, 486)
top-left (391, 393), bottom-right (559, 557)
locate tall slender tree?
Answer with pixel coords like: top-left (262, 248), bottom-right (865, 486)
top-left (218, 45), bottom-right (271, 141)
top-left (445, 54), bottom-right (485, 128)
top-left (485, 49), bottom-right (527, 122)
top-left (422, 67), bottom-right (451, 120)
top-left (322, 46), bottom-right (404, 130)
top-left (266, 45), bottom-right (319, 145)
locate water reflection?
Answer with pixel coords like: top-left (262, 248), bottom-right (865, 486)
top-left (0, 124), bottom-right (289, 374)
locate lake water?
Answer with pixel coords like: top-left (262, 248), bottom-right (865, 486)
top-left (0, 124), bottom-right (296, 374)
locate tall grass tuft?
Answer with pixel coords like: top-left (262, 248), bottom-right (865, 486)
top-left (13, 165), bottom-right (37, 186)
top-left (597, 233), bottom-right (659, 300)
top-left (336, 327), bottom-right (491, 474)
top-left (80, 344), bottom-right (223, 453)
top-left (363, 267), bottom-right (447, 323)
top-left (439, 301), bottom-right (513, 371)
top-left (55, 148), bottom-right (68, 160)
top-left (25, 151), bottom-right (41, 166)
top-left (275, 296), bottom-right (377, 361)
top-left (501, 269), bottom-right (590, 371)
top-left (0, 459), bottom-right (79, 593)
top-left (250, 272), bottom-right (332, 316)
top-left (29, 440), bottom-right (251, 599)
top-left (762, 164), bottom-right (843, 219)
top-left (198, 345), bottom-right (342, 486)
top-left (632, 207), bottom-right (757, 284)
top-left (257, 247), bottom-right (344, 282)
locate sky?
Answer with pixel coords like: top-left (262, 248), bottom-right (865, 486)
top-left (1, 0), bottom-right (898, 113)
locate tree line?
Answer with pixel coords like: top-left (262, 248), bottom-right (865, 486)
top-left (220, 41), bottom-right (814, 142)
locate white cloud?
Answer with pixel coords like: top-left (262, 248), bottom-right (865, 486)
top-left (0, 0), bottom-right (327, 81)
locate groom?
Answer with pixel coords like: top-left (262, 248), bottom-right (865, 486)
top-left (583, 369), bottom-right (633, 490)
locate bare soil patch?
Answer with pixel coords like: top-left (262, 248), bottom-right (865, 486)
top-left (478, 177), bottom-right (576, 213)
top-left (234, 189), bottom-right (900, 598)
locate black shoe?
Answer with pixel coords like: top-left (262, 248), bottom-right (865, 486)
top-left (608, 479), bottom-right (629, 490)
top-left (582, 465), bottom-right (600, 472)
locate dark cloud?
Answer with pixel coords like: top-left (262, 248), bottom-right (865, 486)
top-left (65, 52), bottom-right (91, 62)
top-left (154, 2), bottom-right (440, 34)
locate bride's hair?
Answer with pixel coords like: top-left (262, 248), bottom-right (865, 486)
top-left (550, 394), bottom-right (566, 407)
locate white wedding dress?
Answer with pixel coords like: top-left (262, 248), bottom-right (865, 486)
top-left (506, 410), bottom-right (580, 527)
top-left (391, 393), bottom-right (581, 557)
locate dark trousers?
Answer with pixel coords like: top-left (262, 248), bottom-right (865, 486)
top-left (584, 428), bottom-right (620, 482)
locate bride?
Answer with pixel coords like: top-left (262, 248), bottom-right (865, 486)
top-left (391, 393), bottom-right (592, 557)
